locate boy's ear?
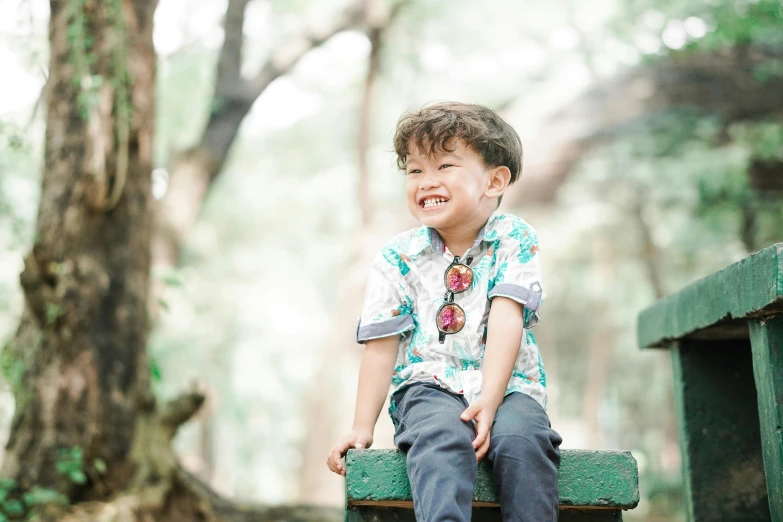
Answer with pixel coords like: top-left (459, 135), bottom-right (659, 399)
top-left (485, 166), bottom-right (511, 199)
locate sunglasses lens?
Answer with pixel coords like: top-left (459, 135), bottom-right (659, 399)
top-left (446, 264), bottom-right (473, 293)
top-left (437, 304), bottom-right (466, 334)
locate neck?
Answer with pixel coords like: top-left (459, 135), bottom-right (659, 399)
top-left (436, 213), bottom-right (492, 257)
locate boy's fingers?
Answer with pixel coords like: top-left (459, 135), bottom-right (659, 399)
top-left (326, 451), bottom-right (339, 473)
top-left (472, 420), bottom-right (489, 449)
top-left (326, 455), bottom-right (338, 474)
top-left (461, 404), bottom-right (478, 421)
top-left (327, 441), bottom-right (349, 472)
top-left (476, 434), bottom-right (491, 462)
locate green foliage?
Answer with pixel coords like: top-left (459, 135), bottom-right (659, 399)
top-left (731, 121), bottom-right (783, 161)
top-left (149, 357), bottom-right (163, 382)
top-left (21, 487), bottom-right (68, 507)
top-left (105, 0), bottom-right (132, 135)
top-left (161, 273), bottom-right (184, 288)
top-left (92, 458), bottom-right (107, 475)
top-left (0, 478), bottom-right (68, 520)
top-left (65, 0), bottom-right (133, 124)
top-left (0, 122), bottom-right (28, 153)
top-left (55, 447), bottom-right (87, 485)
top-left (1, 500), bottom-right (23, 518)
top-left (697, 0), bottom-right (783, 50)
top-left (43, 304), bottom-right (63, 327)
top-left (65, 0), bottom-right (99, 118)
top-left (0, 477), bottom-right (19, 521)
top-left (0, 341), bottom-right (24, 390)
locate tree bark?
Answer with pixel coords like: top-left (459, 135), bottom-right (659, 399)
top-left (3, 0), bottom-right (158, 501)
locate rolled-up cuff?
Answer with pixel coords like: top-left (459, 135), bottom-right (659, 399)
top-left (488, 282), bottom-right (543, 327)
top-left (356, 314), bottom-right (415, 343)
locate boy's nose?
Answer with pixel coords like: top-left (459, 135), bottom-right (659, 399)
top-left (418, 171), bottom-right (441, 190)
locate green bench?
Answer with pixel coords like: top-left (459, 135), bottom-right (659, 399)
top-left (638, 243), bottom-right (783, 522)
top-left (345, 449), bottom-right (639, 521)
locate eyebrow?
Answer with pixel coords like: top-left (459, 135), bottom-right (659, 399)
top-left (406, 151), bottom-right (463, 165)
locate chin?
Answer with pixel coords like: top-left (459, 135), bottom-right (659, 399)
top-left (417, 211), bottom-right (452, 229)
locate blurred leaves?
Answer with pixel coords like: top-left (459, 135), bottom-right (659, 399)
top-left (56, 446), bottom-right (86, 485)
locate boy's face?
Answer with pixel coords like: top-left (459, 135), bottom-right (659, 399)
top-left (405, 139), bottom-right (499, 232)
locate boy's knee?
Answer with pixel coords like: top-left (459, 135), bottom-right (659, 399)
top-left (493, 393), bottom-right (550, 433)
top-left (490, 429), bottom-right (551, 458)
top-left (490, 393), bottom-right (561, 462)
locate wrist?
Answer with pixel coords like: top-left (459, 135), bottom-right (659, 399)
top-left (352, 424), bottom-right (374, 435)
top-left (481, 391), bottom-right (504, 410)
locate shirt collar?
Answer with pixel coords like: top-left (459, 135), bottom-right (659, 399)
top-left (407, 211), bottom-right (502, 257)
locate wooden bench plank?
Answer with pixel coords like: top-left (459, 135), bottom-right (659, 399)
top-left (749, 317), bottom-right (783, 521)
top-left (637, 243), bottom-right (783, 349)
top-left (345, 449), bottom-right (639, 510)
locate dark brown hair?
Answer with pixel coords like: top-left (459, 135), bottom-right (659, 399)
top-left (393, 102), bottom-right (523, 184)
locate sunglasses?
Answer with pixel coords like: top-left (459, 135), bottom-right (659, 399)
top-left (436, 254), bottom-right (474, 343)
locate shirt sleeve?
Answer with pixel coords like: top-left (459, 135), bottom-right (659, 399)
top-left (356, 248), bottom-right (415, 343)
top-left (487, 219), bottom-right (545, 328)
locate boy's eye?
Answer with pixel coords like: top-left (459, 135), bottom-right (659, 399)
top-left (407, 169), bottom-right (422, 175)
top-left (439, 164), bottom-right (453, 170)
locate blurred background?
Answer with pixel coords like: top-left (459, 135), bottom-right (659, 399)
top-left (1, 0), bottom-right (782, 520)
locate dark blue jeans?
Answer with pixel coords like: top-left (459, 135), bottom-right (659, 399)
top-left (391, 383), bottom-right (562, 522)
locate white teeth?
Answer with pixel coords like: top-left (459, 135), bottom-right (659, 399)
top-left (423, 198), bottom-right (447, 208)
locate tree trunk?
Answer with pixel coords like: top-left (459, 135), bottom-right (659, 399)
top-left (3, 0), bottom-right (157, 501)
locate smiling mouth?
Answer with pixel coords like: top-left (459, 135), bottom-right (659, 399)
top-left (420, 196), bottom-right (449, 211)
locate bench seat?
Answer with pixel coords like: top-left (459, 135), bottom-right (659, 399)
top-left (345, 448), bottom-right (639, 521)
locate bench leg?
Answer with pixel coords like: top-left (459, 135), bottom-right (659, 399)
top-left (749, 318), bottom-right (783, 522)
top-left (672, 339), bottom-right (770, 521)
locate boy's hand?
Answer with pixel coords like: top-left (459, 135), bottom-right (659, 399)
top-left (326, 429), bottom-right (374, 476)
top-left (460, 399), bottom-right (499, 462)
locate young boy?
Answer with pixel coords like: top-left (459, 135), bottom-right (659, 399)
top-left (326, 102), bottom-right (562, 522)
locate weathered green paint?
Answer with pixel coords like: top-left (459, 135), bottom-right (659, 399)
top-left (749, 317), bottom-right (783, 522)
top-left (345, 506), bottom-right (622, 522)
top-left (345, 449), bottom-right (638, 509)
top-left (670, 340), bottom-right (770, 521)
top-left (637, 243), bottom-right (783, 349)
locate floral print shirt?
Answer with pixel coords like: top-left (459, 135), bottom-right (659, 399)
top-left (356, 212), bottom-right (548, 413)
